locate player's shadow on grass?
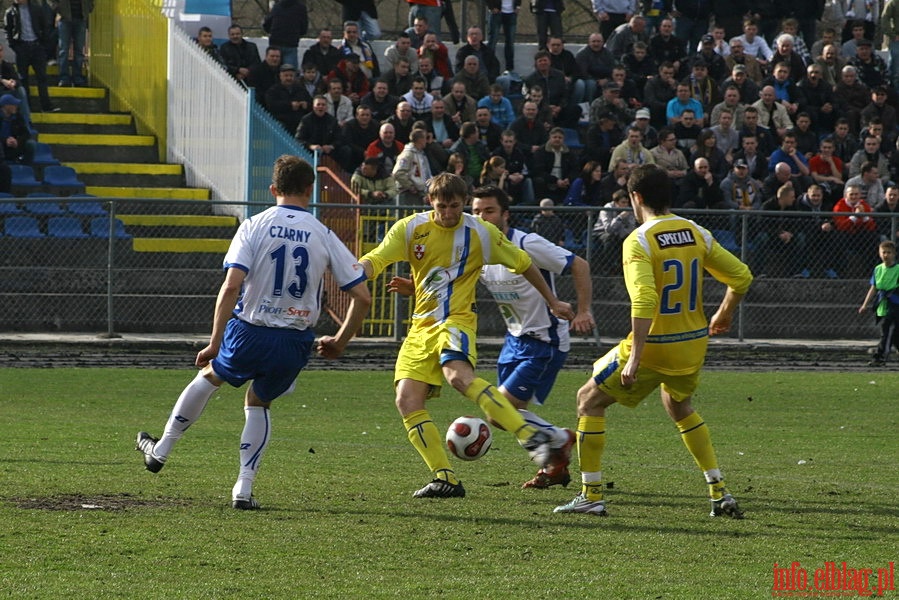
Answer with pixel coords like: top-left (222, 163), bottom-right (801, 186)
top-left (613, 489), bottom-right (899, 535)
top-left (271, 501), bottom-right (763, 537)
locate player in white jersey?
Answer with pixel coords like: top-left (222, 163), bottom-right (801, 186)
top-left (136, 156), bottom-right (371, 510)
top-left (390, 185), bottom-right (595, 488)
top-left (473, 186), bottom-right (596, 488)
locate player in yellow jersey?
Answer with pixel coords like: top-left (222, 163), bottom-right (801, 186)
top-left (554, 164), bottom-right (753, 518)
top-left (359, 172), bottom-right (575, 498)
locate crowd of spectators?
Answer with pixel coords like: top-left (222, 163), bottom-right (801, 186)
top-left (197, 0), bottom-right (899, 278)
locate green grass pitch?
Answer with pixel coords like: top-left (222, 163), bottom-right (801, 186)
top-left (0, 368), bottom-right (896, 598)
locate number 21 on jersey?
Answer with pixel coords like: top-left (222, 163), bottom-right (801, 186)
top-left (659, 258), bottom-right (698, 315)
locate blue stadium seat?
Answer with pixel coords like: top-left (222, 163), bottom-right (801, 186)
top-left (24, 193), bottom-right (65, 215)
top-left (42, 165), bottom-right (86, 194)
top-left (563, 228), bottom-right (586, 251)
top-left (10, 164), bottom-right (42, 189)
top-left (48, 216), bottom-right (89, 238)
top-left (67, 198), bottom-right (107, 217)
top-left (0, 200), bottom-right (22, 214)
top-left (33, 142), bottom-right (61, 167)
top-left (712, 229), bottom-right (741, 253)
top-left (4, 216), bottom-right (44, 238)
top-left (562, 127), bottom-right (583, 150)
top-left (90, 217), bottom-right (131, 239)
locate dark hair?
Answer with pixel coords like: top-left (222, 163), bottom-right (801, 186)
top-left (627, 164), bottom-right (671, 211)
top-left (861, 160), bottom-right (878, 175)
top-left (472, 185), bottom-right (511, 212)
top-left (534, 50), bottom-right (551, 62)
top-left (272, 155), bottom-right (315, 196)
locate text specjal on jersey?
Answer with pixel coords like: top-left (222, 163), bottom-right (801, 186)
top-left (655, 229), bottom-right (696, 248)
top-left (269, 226), bottom-right (311, 243)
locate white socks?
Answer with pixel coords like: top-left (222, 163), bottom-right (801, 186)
top-left (232, 406), bottom-right (271, 501)
top-left (153, 372), bottom-right (219, 461)
top-left (518, 409), bottom-right (569, 447)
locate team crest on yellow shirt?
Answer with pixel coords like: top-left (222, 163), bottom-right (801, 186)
top-left (414, 244), bottom-right (425, 260)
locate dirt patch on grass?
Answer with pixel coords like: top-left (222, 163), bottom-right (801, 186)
top-left (9, 493), bottom-right (189, 511)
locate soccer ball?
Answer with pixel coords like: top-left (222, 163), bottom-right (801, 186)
top-left (446, 416), bottom-right (492, 461)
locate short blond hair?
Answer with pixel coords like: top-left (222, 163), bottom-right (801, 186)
top-left (427, 172), bottom-right (469, 202)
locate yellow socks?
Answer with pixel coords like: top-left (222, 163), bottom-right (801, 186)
top-left (403, 410), bottom-right (458, 485)
top-left (676, 411), bottom-right (725, 500)
top-left (463, 377), bottom-right (536, 443)
top-left (577, 416), bottom-right (606, 501)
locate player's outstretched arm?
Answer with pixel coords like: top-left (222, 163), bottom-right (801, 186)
top-left (197, 267), bottom-right (246, 369)
top-left (569, 255), bottom-right (596, 334)
top-left (316, 280), bottom-right (372, 359)
top-left (708, 289), bottom-right (745, 336)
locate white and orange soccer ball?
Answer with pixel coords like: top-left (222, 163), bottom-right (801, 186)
top-left (445, 416), bottom-right (492, 461)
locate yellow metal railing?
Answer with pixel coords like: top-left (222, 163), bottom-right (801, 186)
top-left (90, 0), bottom-right (167, 161)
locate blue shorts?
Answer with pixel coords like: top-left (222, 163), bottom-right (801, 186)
top-left (496, 333), bottom-right (568, 405)
top-left (211, 318), bottom-right (315, 402)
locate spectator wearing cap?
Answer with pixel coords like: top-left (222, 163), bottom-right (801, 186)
top-left (725, 38), bottom-right (764, 84)
top-left (694, 34), bottom-right (729, 82)
top-left (327, 53), bottom-right (371, 105)
top-left (849, 39), bottom-right (890, 90)
top-left (720, 158), bottom-right (764, 209)
top-left (265, 64), bottom-right (312, 135)
top-left (861, 86), bottom-right (898, 148)
top-left (666, 80), bottom-right (704, 126)
top-left (0, 92), bottom-right (33, 164)
top-left (688, 59), bottom-right (721, 125)
top-left (629, 107), bottom-right (658, 148)
top-left (589, 80), bottom-right (634, 127)
top-left (721, 66), bottom-right (760, 112)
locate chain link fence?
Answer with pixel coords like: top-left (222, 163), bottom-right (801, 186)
top-left (0, 197), bottom-right (887, 341)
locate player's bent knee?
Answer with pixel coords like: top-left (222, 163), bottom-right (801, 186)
top-left (576, 381), bottom-right (605, 415)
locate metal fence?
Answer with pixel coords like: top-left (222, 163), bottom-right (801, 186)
top-left (0, 198), bottom-right (887, 341)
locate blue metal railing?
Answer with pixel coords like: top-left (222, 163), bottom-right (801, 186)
top-left (245, 88), bottom-right (316, 218)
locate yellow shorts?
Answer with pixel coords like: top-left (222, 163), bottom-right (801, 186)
top-left (395, 323), bottom-right (478, 398)
top-left (591, 341), bottom-right (701, 408)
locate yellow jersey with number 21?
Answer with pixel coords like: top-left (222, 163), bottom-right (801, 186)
top-left (622, 214), bottom-right (753, 375)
